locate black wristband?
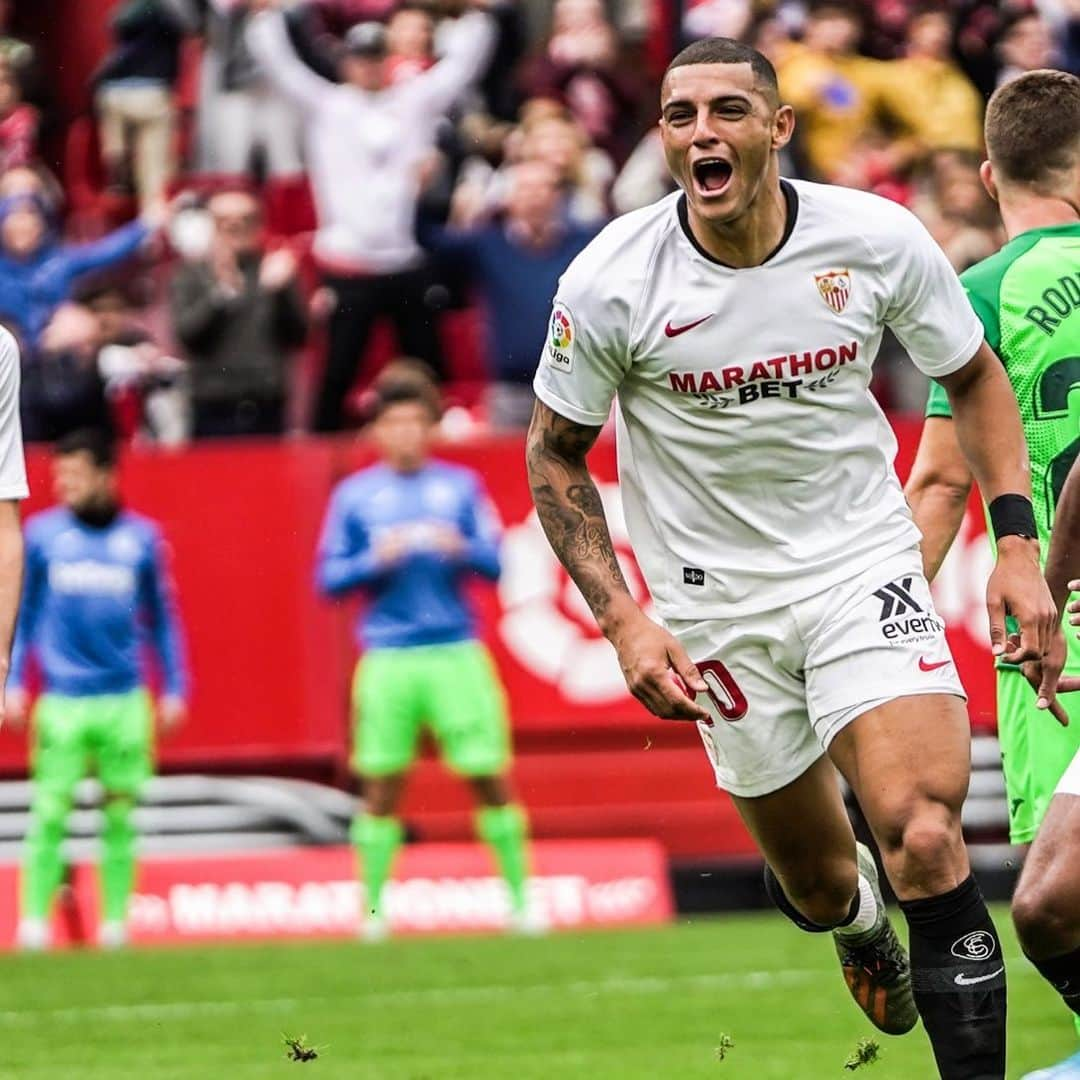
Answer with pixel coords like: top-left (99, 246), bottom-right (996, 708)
top-left (988, 493), bottom-right (1037, 541)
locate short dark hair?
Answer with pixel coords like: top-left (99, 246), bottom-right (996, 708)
top-left (664, 38), bottom-right (779, 105)
top-left (807, 0), bottom-right (862, 19)
top-left (985, 69), bottom-right (1080, 189)
top-left (72, 279), bottom-right (136, 309)
top-left (55, 428), bottom-right (117, 469)
top-left (371, 359), bottom-right (442, 420)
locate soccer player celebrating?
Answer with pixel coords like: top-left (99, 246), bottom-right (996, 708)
top-left (8, 429), bottom-right (188, 951)
top-left (528, 38), bottom-right (1058, 1080)
top-left (315, 365), bottom-right (537, 941)
top-left (907, 70), bottom-right (1080, 1080)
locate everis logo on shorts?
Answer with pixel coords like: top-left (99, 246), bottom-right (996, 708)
top-left (873, 576), bottom-right (944, 644)
top-left (546, 304), bottom-right (575, 373)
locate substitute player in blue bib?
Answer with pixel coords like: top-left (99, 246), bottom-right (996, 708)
top-left (316, 364), bottom-right (538, 940)
top-left (8, 429), bottom-right (189, 950)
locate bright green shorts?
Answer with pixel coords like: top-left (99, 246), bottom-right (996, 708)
top-left (32, 689), bottom-right (154, 797)
top-left (353, 640), bottom-right (510, 777)
top-left (998, 667), bottom-right (1080, 844)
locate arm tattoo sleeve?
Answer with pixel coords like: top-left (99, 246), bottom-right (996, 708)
top-left (526, 403), bottom-right (631, 623)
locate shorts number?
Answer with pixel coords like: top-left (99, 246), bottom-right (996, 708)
top-left (1035, 356), bottom-right (1080, 529)
top-left (698, 660), bottom-right (749, 722)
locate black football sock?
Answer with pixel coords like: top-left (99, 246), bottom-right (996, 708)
top-left (1026, 944), bottom-right (1080, 1017)
top-left (899, 876), bottom-right (1006, 1080)
top-left (764, 863), bottom-right (859, 932)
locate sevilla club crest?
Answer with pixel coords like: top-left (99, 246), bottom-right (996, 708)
top-left (815, 269), bottom-right (852, 315)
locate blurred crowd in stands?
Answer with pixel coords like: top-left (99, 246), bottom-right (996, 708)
top-left (1, 0), bottom-right (1078, 443)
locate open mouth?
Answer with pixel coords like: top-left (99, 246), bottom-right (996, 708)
top-left (691, 157), bottom-right (734, 197)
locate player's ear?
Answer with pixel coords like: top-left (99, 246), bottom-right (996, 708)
top-left (979, 159), bottom-right (999, 204)
top-left (771, 104), bottom-right (795, 151)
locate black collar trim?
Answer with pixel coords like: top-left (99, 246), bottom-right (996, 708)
top-left (677, 179), bottom-right (799, 268)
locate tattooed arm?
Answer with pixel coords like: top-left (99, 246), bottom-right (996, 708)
top-left (525, 401), bottom-right (710, 721)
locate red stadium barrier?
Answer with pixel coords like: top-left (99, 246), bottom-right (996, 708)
top-left (0, 421), bottom-right (995, 770)
top-left (0, 421), bottom-right (996, 858)
top-left (0, 839), bottom-right (673, 946)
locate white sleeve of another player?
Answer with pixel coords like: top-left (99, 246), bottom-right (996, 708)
top-left (532, 257), bottom-right (631, 428)
top-left (0, 331), bottom-right (28, 500)
top-left (880, 209), bottom-right (984, 379)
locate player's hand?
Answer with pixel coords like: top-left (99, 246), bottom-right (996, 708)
top-left (373, 529), bottom-right (409, 566)
top-left (3, 687), bottom-right (27, 732)
top-left (430, 524), bottom-right (465, 557)
top-left (158, 695), bottom-right (187, 734)
top-left (211, 243), bottom-right (243, 296)
top-left (309, 286), bottom-right (336, 321)
top-left (1021, 627), bottom-right (1080, 726)
top-left (986, 537), bottom-right (1058, 663)
top-left (608, 610), bottom-right (712, 723)
top-left (258, 248), bottom-right (297, 292)
top-left (1068, 581), bottom-right (1080, 633)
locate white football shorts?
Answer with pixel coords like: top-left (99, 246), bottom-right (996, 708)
top-left (666, 547), bottom-right (966, 798)
top-left (1055, 750), bottom-right (1080, 797)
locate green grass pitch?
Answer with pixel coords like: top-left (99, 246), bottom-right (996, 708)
top-left (0, 906), bottom-right (1072, 1079)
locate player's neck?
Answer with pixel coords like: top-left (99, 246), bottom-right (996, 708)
top-left (685, 178), bottom-right (789, 268)
top-left (999, 193), bottom-right (1080, 241)
top-left (385, 458), bottom-right (428, 475)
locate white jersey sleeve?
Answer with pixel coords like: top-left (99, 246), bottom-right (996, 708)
top-left (874, 203), bottom-right (984, 378)
top-left (532, 234), bottom-right (635, 428)
top-left (0, 329), bottom-right (27, 500)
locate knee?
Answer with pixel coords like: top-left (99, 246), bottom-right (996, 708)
top-left (365, 792), bottom-right (395, 816)
top-left (900, 813), bottom-right (961, 868)
top-left (877, 800), bottom-right (963, 885)
top-left (102, 795), bottom-right (135, 835)
top-left (1013, 877), bottom-right (1077, 959)
top-left (469, 775), bottom-right (510, 807)
top-left (784, 861), bottom-right (859, 928)
top-left (362, 778), bottom-right (403, 817)
top-left (29, 792), bottom-right (69, 838)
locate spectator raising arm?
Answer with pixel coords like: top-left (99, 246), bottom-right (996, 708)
top-left (245, 2), bottom-right (334, 112)
top-left (61, 217), bottom-right (153, 284)
top-left (408, 7), bottom-right (496, 110)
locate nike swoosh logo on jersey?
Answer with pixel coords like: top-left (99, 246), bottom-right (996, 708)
top-left (919, 657), bottom-right (951, 672)
top-left (665, 315), bottom-right (714, 337)
top-left (954, 966), bottom-right (1004, 987)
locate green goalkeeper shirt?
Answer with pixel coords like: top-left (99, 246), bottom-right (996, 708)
top-left (925, 221), bottom-right (1080, 670)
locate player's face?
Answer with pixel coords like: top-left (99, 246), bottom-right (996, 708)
top-left (372, 401), bottom-right (436, 472)
top-left (660, 63), bottom-right (793, 228)
top-left (53, 452), bottom-right (115, 514)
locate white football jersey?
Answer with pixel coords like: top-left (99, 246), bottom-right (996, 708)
top-left (532, 179), bottom-right (983, 620)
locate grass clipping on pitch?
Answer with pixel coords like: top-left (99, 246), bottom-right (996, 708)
top-left (844, 1037), bottom-right (881, 1070)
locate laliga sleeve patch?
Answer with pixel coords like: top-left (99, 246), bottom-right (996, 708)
top-left (546, 302), bottom-right (575, 373)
